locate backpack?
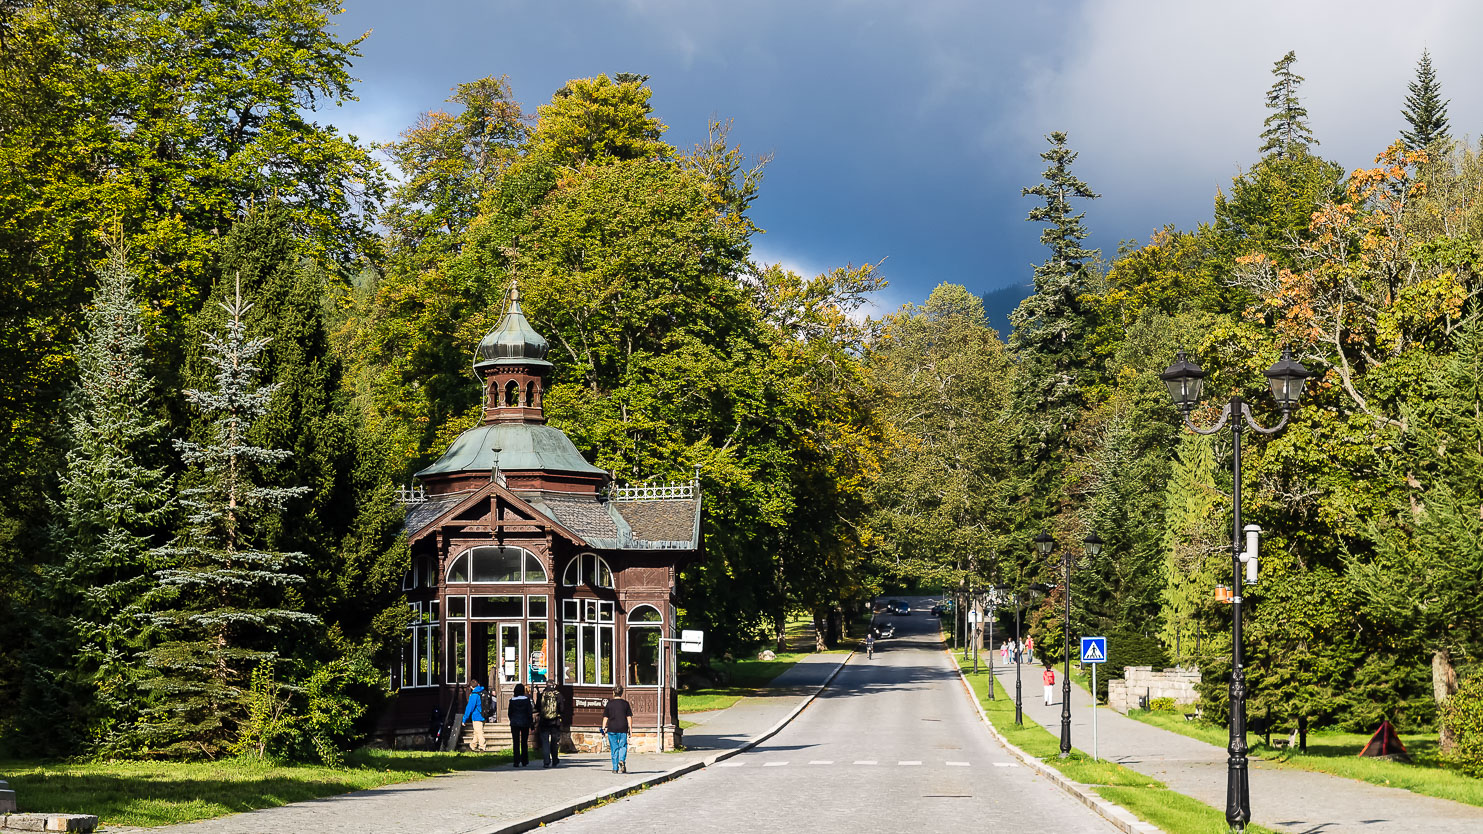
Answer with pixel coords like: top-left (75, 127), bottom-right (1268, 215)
top-left (481, 689), bottom-right (496, 721)
top-left (539, 688), bottom-right (562, 721)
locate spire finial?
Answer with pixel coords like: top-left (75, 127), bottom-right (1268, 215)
top-left (510, 278), bottom-right (520, 306)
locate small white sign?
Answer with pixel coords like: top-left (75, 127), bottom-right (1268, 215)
top-left (680, 629), bottom-right (704, 653)
top-left (967, 611), bottom-right (980, 624)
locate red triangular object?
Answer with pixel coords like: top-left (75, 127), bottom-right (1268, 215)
top-left (1358, 720), bottom-right (1411, 762)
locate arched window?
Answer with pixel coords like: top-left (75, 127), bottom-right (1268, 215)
top-left (526, 380), bottom-right (537, 407)
top-left (504, 380), bottom-right (520, 407)
top-left (627, 605), bottom-right (662, 686)
top-left (561, 553), bottom-right (614, 589)
top-left (446, 546), bottom-right (548, 584)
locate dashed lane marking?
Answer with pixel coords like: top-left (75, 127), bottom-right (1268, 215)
top-left (946, 761), bottom-right (971, 767)
top-left (716, 761), bottom-right (744, 767)
top-left (762, 761), bottom-right (789, 767)
top-left (808, 760), bottom-right (833, 765)
top-left (853, 760), bottom-right (878, 765)
top-left (899, 761), bottom-right (922, 766)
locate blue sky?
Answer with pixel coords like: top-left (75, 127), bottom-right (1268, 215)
top-left (328, 0), bottom-right (1482, 331)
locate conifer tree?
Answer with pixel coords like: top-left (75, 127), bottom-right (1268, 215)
top-left (1401, 49), bottom-right (1451, 151)
top-left (49, 250), bottom-right (173, 752)
top-left (1158, 433), bottom-right (1221, 665)
top-left (1012, 131), bottom-right (1100, 372)
top-left (137, 276), bottom-right (318, 757)
top-left (1259, 51), bottom-right (1318, 159)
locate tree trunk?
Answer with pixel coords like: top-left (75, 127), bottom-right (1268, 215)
top-left (1434, 648), bottom-right (1461, 754)
top-left (775, 608), bottom-right (787, 654)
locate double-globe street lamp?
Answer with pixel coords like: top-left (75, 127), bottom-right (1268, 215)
top-left (1033, 530), bottom-right (1104, 758)
top-left (1160, 346), bottom-right (1311, 832)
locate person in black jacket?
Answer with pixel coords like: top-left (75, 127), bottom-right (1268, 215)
top-left (507, 683), bottom-right (534, 767)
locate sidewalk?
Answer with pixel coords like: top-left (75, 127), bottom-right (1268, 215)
top-left (106, 654), bottom-right (847, 834)
top-left (991, 663), bottom-right (1483, 833)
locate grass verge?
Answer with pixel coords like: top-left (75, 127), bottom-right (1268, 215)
top-left (955, 656), bottom-right (1275, 834)
top-left (0, 748), bottom-right (510, 828)
top-left (677, 652), bottom-right (810, 713)
top-left (1128, 708), bottom-right (1483, 809)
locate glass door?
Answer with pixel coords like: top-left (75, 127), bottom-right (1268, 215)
top-left (498, 623), bottom-right (523, 691)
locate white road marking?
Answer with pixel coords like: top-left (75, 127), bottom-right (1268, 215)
top-left (762, 761), bottom-right (789, 767)
top-left (992, 762), bottom-right (1019, 767)
top-left (853, 760), bottom-right (878, 765)
top-left (808, 760), bottom-right (833, 765)
top-left (946, 761), bottom-right (971, 767)
top-left (898, 760), bottom-right (922, 766)
top-left (716, 761), bottom-right (744, 767)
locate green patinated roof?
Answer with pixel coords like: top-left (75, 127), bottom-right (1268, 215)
top-left (473, 285), bottom-right (551, 370)
top-left (415, 422), bottom-right (605, 479)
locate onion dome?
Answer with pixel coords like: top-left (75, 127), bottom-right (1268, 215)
top-left (474, 284), bottom-right (551, 369)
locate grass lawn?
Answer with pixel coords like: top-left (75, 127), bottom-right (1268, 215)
top-left (955, 657), bottom-right (1276, 834)
top-left (1127, 708), bottom-right (1483, 809)
top-left (677, 652), bottom-right (810, 713)
top-left (0, 748), bottom-right (509, 828)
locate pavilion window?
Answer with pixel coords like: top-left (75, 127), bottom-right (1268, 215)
top-left (505, 380), bottom-right (519, 407)
top-left (447, 546), bottom-right (548, 584)
top-left (561, 553), bottom-right (614, 589)
top-left (627, 605), bottom-right (662, 686)
top-left (560, 596), bottom-right (614, 686)
top-left (402, 600), bottom-right (439, 689)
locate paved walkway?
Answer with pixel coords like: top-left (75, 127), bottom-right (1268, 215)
top-left (990, 663), bottom-right (1483, 834)
top-left (106, 654), bottom-right (846, 834)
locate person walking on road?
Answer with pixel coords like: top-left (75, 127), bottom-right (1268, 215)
top-left (537, 681), bottom-right (566, 767)
top-left (461, 677), bottom-right (489, 752)
top-left (1025, 635), bottom-right (1035, 664)
top-left (865, 632), bottom-right (875, 659)
top-left (1042, 665), bottom-right (1056, 706)
top-left (507, 683), bottom-right (534, 767)
top-left (601, 685), bottom-right (634, 774)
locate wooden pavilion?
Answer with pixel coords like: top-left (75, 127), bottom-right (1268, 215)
top-left (380, 286), bottom-right (702, 753)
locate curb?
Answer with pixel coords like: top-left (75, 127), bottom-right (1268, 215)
top-left (948, 651), bottom-right (1162, 834)
top-left (477, 652), bottom-right (853, 834)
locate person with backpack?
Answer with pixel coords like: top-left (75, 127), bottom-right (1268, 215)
top-left (537, 681), bottom-right (566, 767)
top-left (461, 676), bottom-right (489, 752)
top-left (507, 683), bottom-right (534, 767)
top-left (601, 684), bottom-right (634, 774)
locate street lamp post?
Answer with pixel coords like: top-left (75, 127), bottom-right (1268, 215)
top-left (997, 582), bottom-right (1052, 726)
top-left (1036, 530), bottom-right (1102, 759)
top-left (1161, 346), bottom-right (1311, 831)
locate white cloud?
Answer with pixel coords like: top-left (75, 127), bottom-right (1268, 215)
top-left (1018, 0), bottom-right (1483, 243)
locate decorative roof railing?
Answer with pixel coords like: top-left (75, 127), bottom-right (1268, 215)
top-left (395, 484), bottom-right (427, 506)
top-left (606, 468), bottom-right (701, 502)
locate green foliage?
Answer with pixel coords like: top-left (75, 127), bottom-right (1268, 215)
top-left (1401, 49), bottom-right (1451, 151)
top-left (47, 251), bottom-right (175, 755)
top-left (1440, 673), bottom-right (1483, 775)
top-left (234, 665), bottom-right (292, 761)
top-left (1259, 51), bottom-right (1318, 158)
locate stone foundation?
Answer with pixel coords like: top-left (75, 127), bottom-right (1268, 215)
top-left (0, 782), bottom-right (14, 814)
top-left (1107, 666), bottom-right (1201, 714)
top-left (0, 814), bottom-right (97, 832)
top-left (567, 727), bottom-right (681, 754)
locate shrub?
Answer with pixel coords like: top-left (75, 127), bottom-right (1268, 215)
top-left (1441, 673), bottom-right (1483, 774)
top-left (1150, 697), bottom-right (1178, 712)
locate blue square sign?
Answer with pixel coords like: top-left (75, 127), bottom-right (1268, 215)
top-left (1080, 636), bottom-right (1107, 664)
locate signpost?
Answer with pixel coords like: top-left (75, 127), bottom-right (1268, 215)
top-left (658, 629), bottom-right (704, 752)
top-left (1081, 636), bottom-right (1108, 760)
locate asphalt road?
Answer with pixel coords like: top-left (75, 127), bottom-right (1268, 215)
top-left (546, 596), bottom-right (1118, 834)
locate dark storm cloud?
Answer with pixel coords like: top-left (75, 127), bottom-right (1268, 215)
top-left (330, 0), bottom-right (1481, 313)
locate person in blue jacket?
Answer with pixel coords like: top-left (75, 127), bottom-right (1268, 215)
top-left (462, 676), bottom-right (489, 752)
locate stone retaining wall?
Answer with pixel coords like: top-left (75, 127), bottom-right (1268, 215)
top-left (1106, 666), bottom-right (1201, 714)
top-left (0, 814), bottom-right (97, 832)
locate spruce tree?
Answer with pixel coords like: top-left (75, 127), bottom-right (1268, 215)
top-left (49, 250), bottom-right (173, 753)
top-left (1401, 49), bottom-right (1451, 151)
top-left (137, 276), bottom-right (318, 757)
top-left (1259, 51), bottom-right (1318, 159)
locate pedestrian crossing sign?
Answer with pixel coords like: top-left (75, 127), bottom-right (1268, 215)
top-left (1080, 636), bottom-right (1107, 664)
